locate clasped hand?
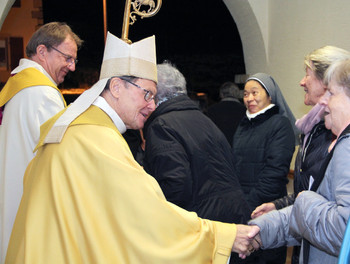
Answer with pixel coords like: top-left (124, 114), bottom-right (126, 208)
top-left (232, 224), bottom-right (262, 259)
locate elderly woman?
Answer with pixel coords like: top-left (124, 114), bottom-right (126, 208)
top-left (250, 58), bottom-right (350, 264)
top-left (251, 46), bottom-right (350, 263)
top-left (231, 73), bottom-right (297, 263)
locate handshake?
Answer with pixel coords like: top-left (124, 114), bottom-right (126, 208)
top-left (231, 202), bottom-right (275, 258)
top-left (232, 224), bottom-right (261, 259)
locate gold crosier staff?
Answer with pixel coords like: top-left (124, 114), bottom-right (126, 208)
top-left (121, 0), bottom-right (162, 44)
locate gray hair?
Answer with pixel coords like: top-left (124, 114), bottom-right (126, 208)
top-left (304, 45), bottom-right (350, 81)
top-left (324, 59), bottom-right (350, 98)
top-left (26, 22), bottom-right (83, 58)
top-left (156, 61), bottom-right (187, 105)
top-left (219, 82), bottom-right (241, 99)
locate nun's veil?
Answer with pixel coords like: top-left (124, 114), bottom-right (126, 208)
top-left (246, 73), bottom-right (300, 144)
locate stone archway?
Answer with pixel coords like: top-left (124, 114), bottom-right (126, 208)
top-left (223, 0), bottom-right (268, 75)
top-left (0, 0), bottom-right (15, 30)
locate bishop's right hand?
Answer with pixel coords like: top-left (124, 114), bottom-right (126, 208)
top-left (232, 224), bottom-right (260, 259)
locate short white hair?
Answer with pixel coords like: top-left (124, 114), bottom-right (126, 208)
top-left (156, 61), bottom-right (187, 105)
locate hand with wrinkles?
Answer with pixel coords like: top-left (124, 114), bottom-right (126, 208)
top-left (238, 229), bottom-right (262, 259)
top-left (232, 225), bottom-right (261, 259)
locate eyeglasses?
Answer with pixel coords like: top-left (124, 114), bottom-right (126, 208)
top-left (119, 77), bottom-right (156, 103)
top-left (50, 46), bottom-right (78, 66)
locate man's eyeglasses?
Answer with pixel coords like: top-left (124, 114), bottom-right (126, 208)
top-left (50, 46), bottom-right (78, 66)
top-left (119, 77), bottom-right (156, 103)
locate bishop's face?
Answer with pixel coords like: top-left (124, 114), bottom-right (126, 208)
top-left (115, 78), bottom-right (157, 130)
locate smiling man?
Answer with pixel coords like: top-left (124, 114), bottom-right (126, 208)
top-left (0, 22), bottom-right (82, 262)
top-left (5, 32), bottom-right (260, 264)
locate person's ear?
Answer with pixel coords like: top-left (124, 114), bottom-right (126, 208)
top-left (36, 45), bottom-right (47, 60)
top-left (109, 77), bottom-right (122, 99)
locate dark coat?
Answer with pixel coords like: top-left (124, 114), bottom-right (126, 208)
top-left (143, 95), bottom-right (250, 225)
top-left (273, 121), bottom-right (334, 210)
top-left (207, 98), bottom-right (246, 146)
top-left (232, 106), bottom-right (295, 212)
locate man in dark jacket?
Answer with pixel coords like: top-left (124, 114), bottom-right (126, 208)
top-left (143, 61), bottom-right (252, 263)
top-left (207, 82), bottom-right (246, 146)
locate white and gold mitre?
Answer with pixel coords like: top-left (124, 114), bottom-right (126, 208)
top-left (43, 32), bottom-right (157, 144)
top-left (100, 32), bottom-right (157, 83)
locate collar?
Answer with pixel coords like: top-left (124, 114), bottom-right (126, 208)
top-left (12, 58), bottom-right (57, 86)
top-left (92, 96), bottom-right (127, 134)
top-left (246, 103), bottom-right (275, 120)
top-left (295, 103), bottom-right (325, 135)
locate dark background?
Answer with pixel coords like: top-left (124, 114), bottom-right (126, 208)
top-left (42, 0), bottom-right (245, 105)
